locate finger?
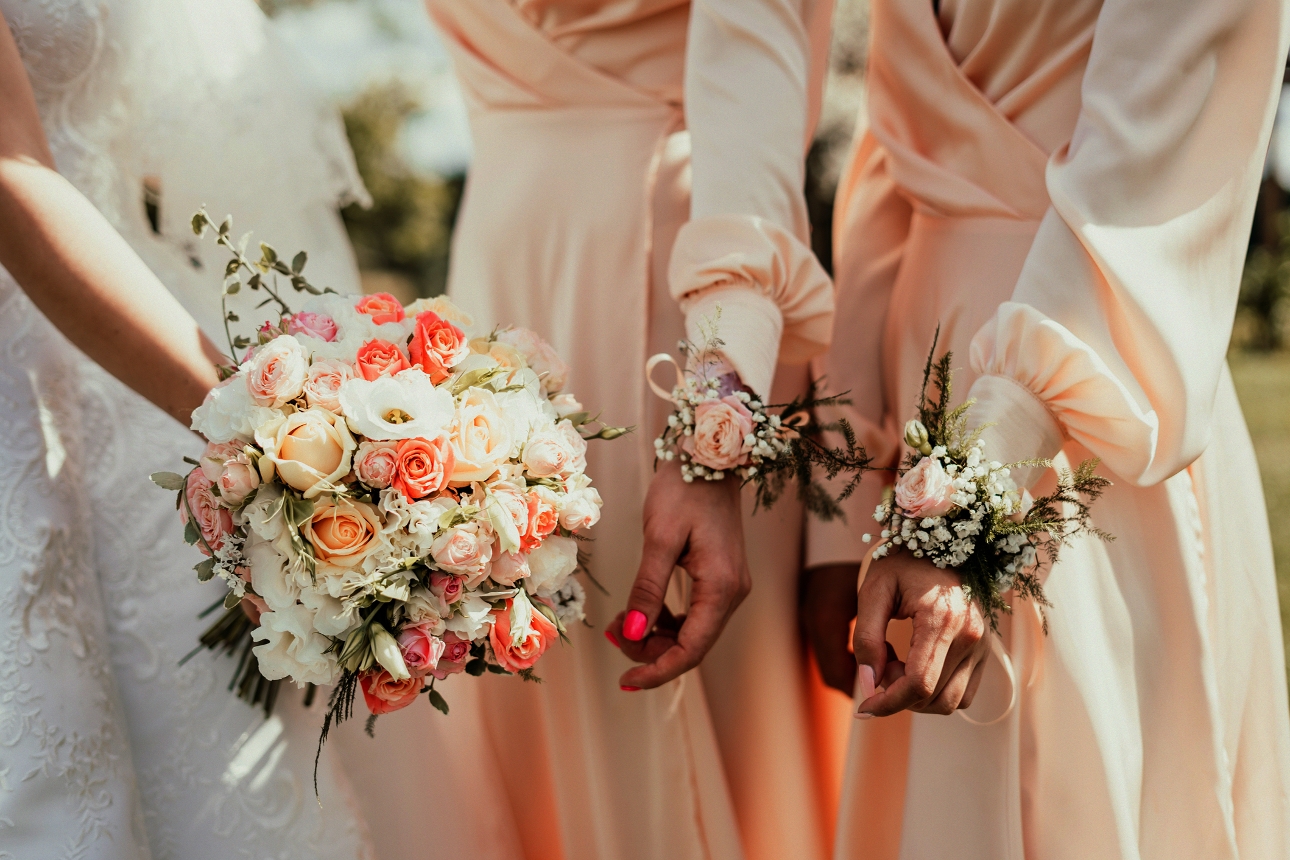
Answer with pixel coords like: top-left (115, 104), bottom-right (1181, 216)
top-left (852, 566), bottom-right (898, 691)
top-left (959, 656), bottom-right (988, 711)
top-left (857, 611), bottom-right (959, 717)
top-left (619, 569), bottom-right (736, 689)
top-left (624, 521), bottom-right (685, 642)
top-left (916, 652), bottom-right (977, 715)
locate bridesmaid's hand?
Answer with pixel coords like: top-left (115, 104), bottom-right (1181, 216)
top-left (800, 564), bottom-right (860, 694)
top-left (606, 461), bottom-right (749, 690)
top-left (852, 552), bottom-right (989, 717)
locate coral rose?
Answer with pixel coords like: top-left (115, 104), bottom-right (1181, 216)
top-left (355, 339), bottom-right (410, 381)
top-left (354, 440), bottom-right (399, 489)
top-left (287, 311), bottom-right (338, 342)
top-left (245, 335), bottom-right (308, 407)
top-left (520, 490), bottom-right (558, 552)
top-left (409, 311), bottom-right (468, 384)
top-left (489, 594), bottom-right (559, 673)
top-left (894, 456), bottom-right (956, 518)
top-left (359, 669), bottom-right (421, 715)
top-left (354, 292), bottom-right (405, 326)
top-left (392, 436), bottom-right (454, 500)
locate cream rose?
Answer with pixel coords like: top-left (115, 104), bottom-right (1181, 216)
top-left (303, 359), bottom-right (355, 413)
top-left (245, 335), bottom-right (309, 407)
top-left (681, 396), bottom-right (755, 472)
top-left (559, 487), bottom-right (602, 532)
top-left (450, 388), bottom-right (513, 484)
top-left (256, 407), bottom-right (356, 498)
top-left (894, 456), bottom-right (956, 518)
top-left (496, 327), bottom-right (568, 394)
top-left (522, 429), bottom-right (574, 479)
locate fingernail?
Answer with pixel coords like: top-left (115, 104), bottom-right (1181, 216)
top-left (621, 685), bottom-right (641, 692)
top-left (854, 709), bottom-right (874, 721)
top-left (623, 610), bottom-right (648, 641)
top-left (604, 629), bottom-right (620, 647)
top-left (856, 665), bottom-right (875, 702)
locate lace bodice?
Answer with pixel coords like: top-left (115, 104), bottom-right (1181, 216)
top-left (0, 1), bottom-right (373, 857)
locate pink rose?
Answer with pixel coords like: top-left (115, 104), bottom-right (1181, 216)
top-left (217, 454), bottom-right (260, 507)
top-left (355, 338), bottom-right (410, 381)
top-left (430, 521), bottom-right (494, 578)
top-left (181, 468), bottom-right (234, 556)
top-left (354, 292), bottom-right (406, 326)
top-left (354, 440), bottom-right (400, 489)
top-left (397, 624), bottom-right (446, 677)
top-left (199, 441), bottom-right (242, 482)
top-left (894, 457), bottom-right (956, 518)
top-left (392, 436), bottom-right (454, 500)
top-left (520, 491), bottom-right (558, 552)
top-left (429, 571), bottom-right (464, 605)
top-left (490, 551), bottom-right (531, 586)
top-left (682, 396), bottom-right (755, 472)
top-left (303, 359), bottom-right (355, 413)
top-left (359, 669), bottom-right (421, 715)
top-left (287, 311), bottom-right (338, 342)
top-left (430, 632), bottom-right (472, 680)
top-left (409, 311), bottom-right (468, 384)
top-left (489, 597), bottom-right (559, 673)
top-left (245, 335), bottom-right (308, 407)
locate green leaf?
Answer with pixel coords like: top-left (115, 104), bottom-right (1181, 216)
top-left (427, 688), bottom-right (449, 715)
top-left (465, 658), bottom-right (487, 677)
top-left (233, 335), bottom-right (251, 349)
top-left (183, 519), bottom-right (200, 546)
top-left (218, 216), bottom-right (231, 236)
top-left (224, 591), bottom-right (243, 610)
top-left (194, 558), bottom-right (217, 582)
top-left (484, 662), bottom-right (509, 675)
top-left (226, 312), bottom-right (239, 322)
top-left (149, 471), bottom-right (187, 491)
top-left (225, 281), bottom-right (240, 295)
top-left (191, 211), bottom-right (208, 236)
top-left (562, 411), bottom-right (591, 427)
top-left (292, 251), bottom-right (307, 274)
top-left (248, 274), bottom-right (262, 290)
top-left (259, 242), bottom-right (278, 264)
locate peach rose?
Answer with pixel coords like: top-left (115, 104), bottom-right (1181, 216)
top-left (894, 457), bottom-right (956, 518)
top-left (245, 335), bottom-right (308, 407)
top-left (430, 521), bottom-right (495, 579)
top-left (303, 497), bottom-right (384, 570)
top-left (256, 407), bottom-right (356, 498)
top-left (182, 468), bottom-right (234, 555)
top-left (393, 436), bottom-right (454, 500)
top-left (303, 359), bottom-right (355, 413)
top-left (355, 339), bottom-right (410, 381)
top-left (405, 295), bottom-right (473, 327)
top-left (359, 669), bottom-right (421, 715)
top-left (682, 396), bottom-right (754, 472)
top-left (354, 292), bottom-right (405, 326)
top-left (489, 595), bottom-right (558, 673)
top-left (449, 388), bottom-right (512, 484)
top-left (200, 441), bottom-right (242, 482)
top-left (287, 311), bottom-right (338, 342)
top-left (520, 490), bottom-right (558, 552)
top-left (490, 550), bottom-right (531, 586)
top-left (429, 632), bottom-right (472, 680)
top-left (397, 624), bottom-right (446, 677)
top-left (429, 571), bottom-right (465, 605)
top-left (409, 311), bottom-right (468, 384)
top-left (521, 430), bottom-right (573, 479)
top-left (354, 440), bottom-right (400, 489)
top-left (201, 441), bottom-right (259, 506)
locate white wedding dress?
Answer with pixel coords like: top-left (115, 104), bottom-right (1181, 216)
top-left (0, 1), bottom-right (376, 857)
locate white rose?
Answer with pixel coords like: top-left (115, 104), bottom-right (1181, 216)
top-left (245, 335), bottom-right (309, 407)
top-left (403, 587), bottom-right (448, 634)
top-left (443, 593), bottom-right (494, 640)
top-left (522, 429), bottom-right (574, 479)
top-left (191, 374), bottom-right (278, 443)
top-left (496, 328), bottom-right (568, 394)
top-left (255, 407), bottom-right (356, 499)
top-left (252, 603), bottom-right (338, 687)
top-left (526, 535), bottom-right (579, 595)
top-left (559, 487), bottom-right (603, 532)
top-left (549, 393), bottom-right (583, 419)
top-left (450, 388), bottom-right (513, 484)
top-left (339, 369), bottom-right (454, 441)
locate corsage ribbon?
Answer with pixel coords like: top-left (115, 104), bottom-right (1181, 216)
top-left (646, 352), bottom-right (685, 402)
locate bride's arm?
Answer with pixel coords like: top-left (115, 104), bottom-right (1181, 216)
top-left (0, 14), bottom-right (222, 426)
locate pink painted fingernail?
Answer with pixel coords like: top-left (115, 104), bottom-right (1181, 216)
top-left (623, 610), bottom-right (648, 641)
top-left (604, 629), bottom-right (620, 647)
top-left (621, 685), bottom-right (641, 692)
top-left (856, 665), bottom-right (876, 702)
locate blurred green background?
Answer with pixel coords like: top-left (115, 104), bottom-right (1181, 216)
top-left (264, 0), bottom-right (1290, 675)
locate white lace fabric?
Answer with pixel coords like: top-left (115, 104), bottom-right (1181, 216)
top-left (0, 1), bottom-right (373, 857)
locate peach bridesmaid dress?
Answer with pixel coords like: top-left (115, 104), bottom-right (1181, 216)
top-left (810, 0), bottom-right (1290, 858)
top-left (331, 2), bottom-right (848, 859)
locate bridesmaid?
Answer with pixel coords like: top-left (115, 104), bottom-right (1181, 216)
top-left (805, 0), bottom-right (1290, 857)
top-left (331, 1), bottom-right (848, 859)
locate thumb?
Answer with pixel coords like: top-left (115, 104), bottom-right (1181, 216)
top-left (852, 567), bottom-right (897, 701)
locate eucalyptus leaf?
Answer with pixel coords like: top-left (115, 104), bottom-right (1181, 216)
top-left (465, 658), bottom-right (486, 677)
top-left (428, 688), bottom-right (449, 715)
top-left (225, 281), bottom-right (240, 295)
top-left (183, 519), bottom-right (200, 546)
top-left (191, 212), bottom-right (207, 236)
top-left (219, 217), bottom-right (231, 236)
top-left (259, 242), bottom-right (278, 264)
top-left (224, 591), bottom-right (242, 610)
top-left (292, 251), bottom-right (307, 274)
top-left (149, 471), bottom-right (187, 491)
top-left (194, 558), bottom-right (217, 582)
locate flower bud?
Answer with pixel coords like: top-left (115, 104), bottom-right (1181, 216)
top-left (904, 420), bottom-right (933, 456)
top-left (370, 623), bottom-right (411, 681)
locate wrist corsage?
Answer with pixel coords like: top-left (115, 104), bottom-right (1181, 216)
top-left (867, 338), bottom-right (1111, 627)
top-left (647, 315), bottom-right (870, 519)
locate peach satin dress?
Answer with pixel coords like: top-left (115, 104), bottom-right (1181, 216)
top-left (332, 2), bottom-right (846, 859)
top-left (811, 0), bottom-right (1290, 858)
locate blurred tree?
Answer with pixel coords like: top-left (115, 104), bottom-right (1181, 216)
top-left (340, 82), bottom-right (464, 299)
top-left (1238, 210), bottom-right (1290, 351)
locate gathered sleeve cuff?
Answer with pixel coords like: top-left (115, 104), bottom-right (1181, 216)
top-left (670, 214), bottom-right (833, 398)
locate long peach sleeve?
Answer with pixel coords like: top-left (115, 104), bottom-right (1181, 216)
top-left (669, 0), bottom-right (834, 397)
top-left (967, 0), bottom-right (1290, 487)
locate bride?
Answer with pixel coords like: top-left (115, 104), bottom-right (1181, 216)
top-left (0, 1), bottom-right (374, 856)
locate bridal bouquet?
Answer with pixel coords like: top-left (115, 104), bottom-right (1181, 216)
top-left (866, 338), bottom-right (1110, 627)
top-left (153, 212), bottom-right (623, 734)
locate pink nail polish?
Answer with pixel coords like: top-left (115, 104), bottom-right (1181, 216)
top-left (623, 610), bottom-right (648, 641)
top-left (604, 629), bottom-right (620, 647)
top-left (621, 685), bottom-right (641, 692)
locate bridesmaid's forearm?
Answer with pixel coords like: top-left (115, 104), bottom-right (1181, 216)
top-left (0, 157), bottom-right (222, 425)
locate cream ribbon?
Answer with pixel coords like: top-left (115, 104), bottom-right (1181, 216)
top-left (646, 352), bottom-right (685, 402)
top-left (855, 539), bottom-right (1042, 727)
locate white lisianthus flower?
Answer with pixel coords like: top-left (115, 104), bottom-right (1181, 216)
top-left (526, 534), bottom-right (579, 595)
top-left (406, 496), bottom-right (458, 552)
top-left (339, 369), bottom-right (455, 441)
top-left (191, 373), bottom-right (278, 443)
top-left (299, 588), bottom-right (360, 637)
top-left (252, 603), bottom-right (338, 687)
top-left (245, 533), bottom-right (298, 613)
top-left (370, 623), bottom-right (411, 680)
top-left (444, 593), bottom-right (495, 640)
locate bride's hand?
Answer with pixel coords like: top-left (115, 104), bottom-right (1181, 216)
top-left (606, 461), bottom-right (749, 690)
top-left (852, 552), bottom-right (989, 717)
top-left (800, 564), bottom-right (860, 694)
